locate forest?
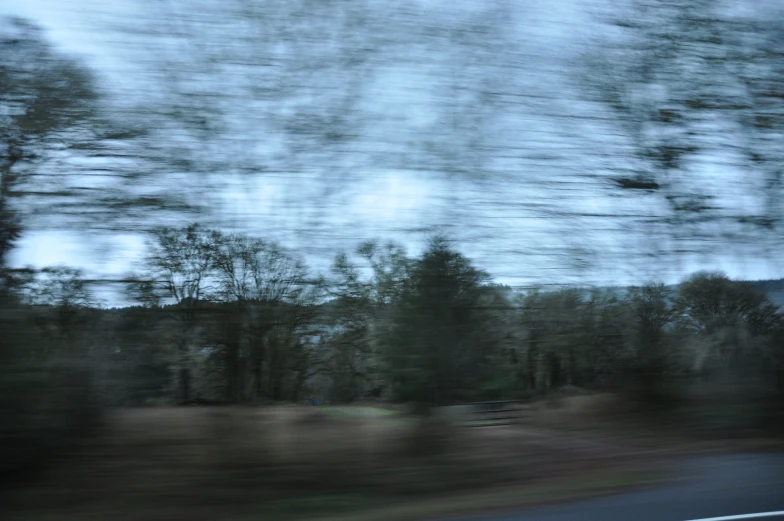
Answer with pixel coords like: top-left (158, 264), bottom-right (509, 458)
top-left (3, 225), bottom-right (784, 481)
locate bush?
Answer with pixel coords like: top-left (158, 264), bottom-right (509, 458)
top-left (0, 361), bottom-right (102, 482)
top-left (399, 416), bottom-right (453, 460)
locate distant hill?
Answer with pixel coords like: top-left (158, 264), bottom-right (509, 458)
top-left (531, 279), bottom-right (784, 310)
top-left (752, 279), bottom-right (784, 308)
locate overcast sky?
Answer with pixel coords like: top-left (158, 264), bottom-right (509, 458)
top-left (3, 0), bottom-right (782, 306)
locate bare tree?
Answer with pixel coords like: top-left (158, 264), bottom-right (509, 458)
top-left (133, 223), bottom-right (214, 402)
top-left (209, 230), bottom-right (321, 402)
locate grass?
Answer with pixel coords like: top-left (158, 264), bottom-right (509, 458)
top-left (8, 469), bottom-right (668, 521)
top-left (319, 405), bottom-right (407, 420)
top-left (7, 398), bottom-right (729, 521)
top-left (264, 469), bottom-right (671, 521)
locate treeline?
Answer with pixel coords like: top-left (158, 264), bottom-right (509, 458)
top-left (4, 225), bottom-right (784, 412)
top-left (3, 225), bottom-right (784, 477)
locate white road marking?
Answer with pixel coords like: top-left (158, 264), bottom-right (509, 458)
top-left (683, 512), bottom-right (784, 521)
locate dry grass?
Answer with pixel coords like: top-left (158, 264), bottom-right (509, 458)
top-left (8, 396), bottom-right (775, 521)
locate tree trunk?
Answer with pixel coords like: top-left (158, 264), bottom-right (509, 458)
top-left (224, 342), bottom-right (240, 403)
top-left (179, 367), bottom-right (191, 403)
top-left (252, 357), bottom-right (262, 400)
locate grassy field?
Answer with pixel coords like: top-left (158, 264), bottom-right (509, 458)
top-left (5, 396), bottom-right (779, 521)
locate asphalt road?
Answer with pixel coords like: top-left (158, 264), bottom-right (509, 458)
top-left (449, 453), bottom-right (784, 521)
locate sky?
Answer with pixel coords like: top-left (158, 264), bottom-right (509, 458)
top-left (2, 0), bottom-right (782, 306)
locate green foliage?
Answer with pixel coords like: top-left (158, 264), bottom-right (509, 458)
top-left (377, 236), bottom-right (504, 406)
top-left (517, 288), bottom-right (627, 393)
top-left (319, 240), bottom-right (412, 402)
top-left (677, 271), bottom-right (779, 336)
top-left (0, 272), bottom-right (104, 478)
top-left (621, 284), bottom-right (684, 409)
top-left (667, 271), bottom-right (783, 425)
top-left (4, 223), bottom-right (784, 455)
top-left (507, 274), bottom-right (784, 417)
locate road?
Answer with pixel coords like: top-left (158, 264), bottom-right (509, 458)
top-left (448, 454), bottom-right (784, 521)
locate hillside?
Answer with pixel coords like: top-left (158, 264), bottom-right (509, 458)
top-left (752, 279), bottom-right (784, 308)
top-left (536, 279), bottom-right (784, 309)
